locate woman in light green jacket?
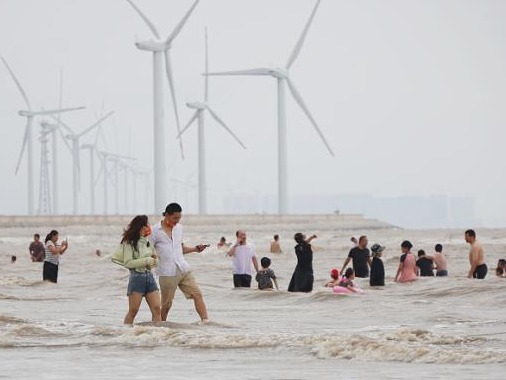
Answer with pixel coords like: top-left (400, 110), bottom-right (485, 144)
top-left (121, 215), bottom-right (161, 325)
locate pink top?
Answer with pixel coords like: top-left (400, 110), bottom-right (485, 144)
top-left (398, 253), bottom-right (417, 282)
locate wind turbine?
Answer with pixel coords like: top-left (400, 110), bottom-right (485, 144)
top-left (96, 150), bottom-right (134, 215)
top-left (126, 0), bottom-right (200, 213)
top-left (1, 56), bottom-right (85, 214)
top-left (108, 155), bottom-right (136, 215)
top-left (81, 128), bottom-right (103, 215)
top-left (53, 112), bottom-right (114, 215)
top-left (39, 120), bottom-right (74, 215)
top-left (206, 0), bottom-right (334, 214)
top-left (178, 29), bottom-right (246, 214)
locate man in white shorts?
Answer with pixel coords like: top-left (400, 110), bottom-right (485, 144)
top-left (150, 203), bottom-right (209, 322)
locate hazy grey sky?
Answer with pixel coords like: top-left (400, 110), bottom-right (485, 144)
top-left (1, 0), bottom-right (505, 225)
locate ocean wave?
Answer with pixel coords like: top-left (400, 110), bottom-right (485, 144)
top-left (1, 318), bottom-right (504, 364)
top-left (0, 315), bottom-right (26, 325)
top-left (0, 294), bottom-right (20, 300)
top-left (310, 328), bottom-right (503, 364)
top-left (0, 276), bottom-right (34, 286)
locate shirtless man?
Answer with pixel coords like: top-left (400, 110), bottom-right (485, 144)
top-left (433, 244), bottom-right (448, 276)
top-left (465, 229), bottom-right (487, 279)
top-left (270, 234), bottom-right (282, 254)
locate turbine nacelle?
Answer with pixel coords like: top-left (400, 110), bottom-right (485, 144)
top-left (186, 101), bottom-right (206, 110)
top-left (40, 123), bottom-right (56, 133)
top-left (269, 68), bottom-right (289, 79)
top-left (135, 40), bottom-right (171, 52)
top-left (40, 122), bottom-right (59, 128)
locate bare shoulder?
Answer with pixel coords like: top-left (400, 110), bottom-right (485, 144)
top-left (470, 241), bottom-right (483, 254)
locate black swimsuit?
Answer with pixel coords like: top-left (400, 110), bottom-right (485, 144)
top-left (473, 263), bottom-right (488, 279)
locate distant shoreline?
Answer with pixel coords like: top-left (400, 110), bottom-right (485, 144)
top-left (0, 214), bottom-right (396, 230)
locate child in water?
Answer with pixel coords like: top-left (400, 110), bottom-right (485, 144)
top-left (325, 268), bottom-right (340, 287)
top-left (495, 259), bottom-right (506, 277)
top-left (337, 268), bottom-right (359, 293)
top-left (370, 244), bottom-right (385, 286)
top-left (416, 249), bottom-right (435, 276)
top-left (255, 257), bottom-right (279, 290)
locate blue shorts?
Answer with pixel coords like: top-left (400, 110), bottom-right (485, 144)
top-left (127, 271), bottom-right (159, 296)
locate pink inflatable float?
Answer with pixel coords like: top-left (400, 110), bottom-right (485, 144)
top-left (332, 285), bottom-right (363, 295)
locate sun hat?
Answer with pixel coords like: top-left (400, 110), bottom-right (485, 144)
top-left (371, 243), bottom-right (385, 254)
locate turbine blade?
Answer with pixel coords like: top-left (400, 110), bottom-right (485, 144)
top-left (93, 104), bottom-right (105, 147)
top-left (50, 115), bottom-right (74, 135)
top-left (285, 0), bottom-right (321, 70)
top-left (77, 111), bottom-right (114, 138)
top-left (286, 78), bottom-right (334, 156)
top-left (14, 117), bottom-right (31, 175)
top-left (94, 151), bottom-right (107, 185)
top-left (56, 125), bottom-right (73, 154)
top-left (76, 145), bottom-right (81, 190)
top-left (57, 68), bottom-right (64, 125)
top-left (177, 110), bottom-right (199, 139)
top-left (93, 126), bottom-right (102, 147)
top-left (207, 106), bottom-right (246, 149)
top-left (206, 68), bottom-right (271, 76)
top-left (164, 51), bottom-right (184, 159)
top-left (125, 0), bottom-right (161, 39)
top-left (165, 0), bottom-right (200, 44)
top-left (34, 106), bottom-right (85, 116)
top-left (204, 27), bottom-right (209, 102)
top-left (94, 160), bottom-right (104, 187)
top-left (1, 56), bottom-right (32, 110)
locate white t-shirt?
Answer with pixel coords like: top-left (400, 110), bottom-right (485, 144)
top-left (232, 244), bottom-right (256, 275)
top-left (150, 222), bottom-right (190, 276)
top-left (44, 241), bottom-right (60, 265)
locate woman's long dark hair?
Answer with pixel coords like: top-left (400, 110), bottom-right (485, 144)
top-left (121, 215), bottom-right (148, 251)
top-left (294, 232), bottom-right (309, 247)
top-left (45, 230), bottom-right (58, 244)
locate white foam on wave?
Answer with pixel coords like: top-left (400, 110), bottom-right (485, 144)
top-left (1, 316), bottom-right (505, 364)
top-left (310, 328), bottom-right (504, 364)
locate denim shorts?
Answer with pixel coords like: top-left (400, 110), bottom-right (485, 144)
top-left (127, 271), bottom-right (159, 296)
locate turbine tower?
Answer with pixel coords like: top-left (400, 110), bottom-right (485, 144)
top-left (53, 112), bottom-right (114, 215)
top-left (81, 118), bottom-right (109, 215)
top-left (107, 155), bottom-right (136, 215)
top-left (37, 127), bottom-right (52, 215)
top-left (1, 56), bottom-right (85, 215)
top-left (96, 150), bottom-right (135, 215)
top-left (207, 0), bottom-right (334, 214)
top-left (39, 121), bottom-right (73, 215)
top-left (178, 29), bottom-right (246, 214)
top-left (81, 142), bottom-right (99, 215)
top-left (126, 0), bottom-right (200, 213)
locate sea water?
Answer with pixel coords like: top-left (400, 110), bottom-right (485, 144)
top-left (1, 216), bottom-right (505, 379)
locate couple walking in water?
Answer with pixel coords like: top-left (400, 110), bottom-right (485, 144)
top-left (120, 203), bottom-right (209, 325)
